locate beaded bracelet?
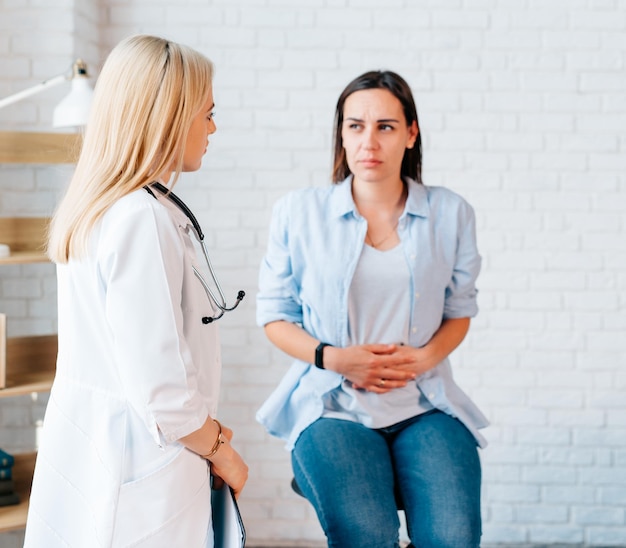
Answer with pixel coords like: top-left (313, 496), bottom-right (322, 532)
top-left (202, 419), bottom-right (224, 460)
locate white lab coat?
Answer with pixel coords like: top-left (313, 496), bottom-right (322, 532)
top-left (24, 187), bottom-right (221, 547)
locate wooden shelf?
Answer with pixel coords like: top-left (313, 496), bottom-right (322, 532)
top-left (0, 316), bottom-right (56, 395)
top-left (0, 452), bottom-right (36, 533)
top-left (0, 363), bottom-right (55, 397)
top-left (0, 217), bottom-right (49, 264)
top-left (0, 131), bottom-right (81, 164)
top-left (0, 251), bottom-right (48, 265)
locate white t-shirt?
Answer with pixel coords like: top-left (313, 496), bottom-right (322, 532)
top-left (323, 243), bottom-right (433, 429)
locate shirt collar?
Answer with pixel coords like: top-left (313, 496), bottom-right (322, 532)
top-left (328, 176), bottom-right (357, 218)
top-left (403, 177), bottom-right (429, 218)
top-left (328, 175), bottom-right (430, 219)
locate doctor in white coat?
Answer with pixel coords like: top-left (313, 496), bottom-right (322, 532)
top-left (24, 34), bottom-right (248, 547)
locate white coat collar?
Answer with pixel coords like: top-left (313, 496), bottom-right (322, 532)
top-left (147, 183), bottom-right (195, 233)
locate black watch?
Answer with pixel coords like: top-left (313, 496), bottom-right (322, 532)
top-left (314, 342), bottom-right (333, 369)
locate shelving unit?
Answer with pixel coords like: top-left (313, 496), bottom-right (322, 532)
top-left (0, 131), bottom-right (80, 164)
top-left (0, 130), bottom-right (79, 532)
top-left (0, 453), bottom-right (36, 533)
top-left (0, 316), bottom-right (57, 394)
top-left (0, 217), bottom-right (48, 265)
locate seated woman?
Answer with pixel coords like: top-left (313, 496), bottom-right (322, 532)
top-left (256, 69), bottom-right (488, 548)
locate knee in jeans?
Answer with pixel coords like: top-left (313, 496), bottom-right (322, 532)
top-left (412, 524), bottom-right (480, 548)
top-left (323, 507), bottom-right (400, 548)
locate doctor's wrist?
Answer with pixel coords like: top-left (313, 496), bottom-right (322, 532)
top-left (202, 419), bottom-right (225, 460)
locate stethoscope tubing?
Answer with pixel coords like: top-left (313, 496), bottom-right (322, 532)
top-left (145, 182), bottom-right (245, 323)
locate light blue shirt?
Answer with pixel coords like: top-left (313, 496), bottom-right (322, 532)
top-left (256, 176), bottom-right (489, 450)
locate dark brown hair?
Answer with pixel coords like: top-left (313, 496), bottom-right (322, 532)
top-left (331, 70), bottom-right (422, 184)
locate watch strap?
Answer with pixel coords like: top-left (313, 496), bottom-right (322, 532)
top-left (315, 342), bottom-right (332, 369)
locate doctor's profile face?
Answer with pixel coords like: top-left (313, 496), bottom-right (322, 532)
top-left (182, 87), bottom-right (217, 172)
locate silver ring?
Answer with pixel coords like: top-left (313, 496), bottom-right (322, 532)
top-left (379, 379), bottom-right (386, 387)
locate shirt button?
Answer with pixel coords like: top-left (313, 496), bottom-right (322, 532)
top-left (428, 393), bottom-right (435, 399)
top-left (411, 327), bottom-right (417, 334)
top-left (414, 293), bottom-right (420, 299)
top-left (410, 254), bottom-right (416, 260)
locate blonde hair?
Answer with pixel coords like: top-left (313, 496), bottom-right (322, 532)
top-left (47, 34), bottom-right (214, 263)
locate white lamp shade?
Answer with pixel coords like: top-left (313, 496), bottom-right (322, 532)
top-left (52, 76), bottom-right (94, 128)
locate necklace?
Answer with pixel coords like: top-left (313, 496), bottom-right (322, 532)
top-left (366, 219), bottom-right (399, 249)
top-left (359, 182), bottom-right (407, 249)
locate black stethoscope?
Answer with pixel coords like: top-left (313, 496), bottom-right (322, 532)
top-left (145, 182), bottom-right (245, 324)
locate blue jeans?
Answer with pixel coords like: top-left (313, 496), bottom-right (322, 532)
top-left (291, 410), bottom-right (482, 548)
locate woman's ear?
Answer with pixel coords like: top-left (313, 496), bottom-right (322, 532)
top-left (406, 121), bottom-right (419, 149)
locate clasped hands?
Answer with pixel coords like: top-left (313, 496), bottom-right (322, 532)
top-left (325, 343), bottom-right (430, 394)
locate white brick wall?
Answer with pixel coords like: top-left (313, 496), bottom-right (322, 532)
top-left (0, 0), bottom-right (624, 546)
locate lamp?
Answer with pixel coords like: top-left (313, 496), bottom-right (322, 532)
top-left (0, 59), bottom-right (94, 128)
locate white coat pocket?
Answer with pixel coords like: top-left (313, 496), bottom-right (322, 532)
top-left (113, 447), bottom-right (212, 547)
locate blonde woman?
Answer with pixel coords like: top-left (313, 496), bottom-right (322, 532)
top-left (24, 35), bottom-right (247, 547)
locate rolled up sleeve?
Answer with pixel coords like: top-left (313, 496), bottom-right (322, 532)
top-left (257, 196), bottom-right (304, 327)
top-left (443, 200), bottom-right (481, 319)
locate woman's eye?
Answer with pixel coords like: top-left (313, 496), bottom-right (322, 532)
top-left (207, 111), bottom-right (216, 121)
